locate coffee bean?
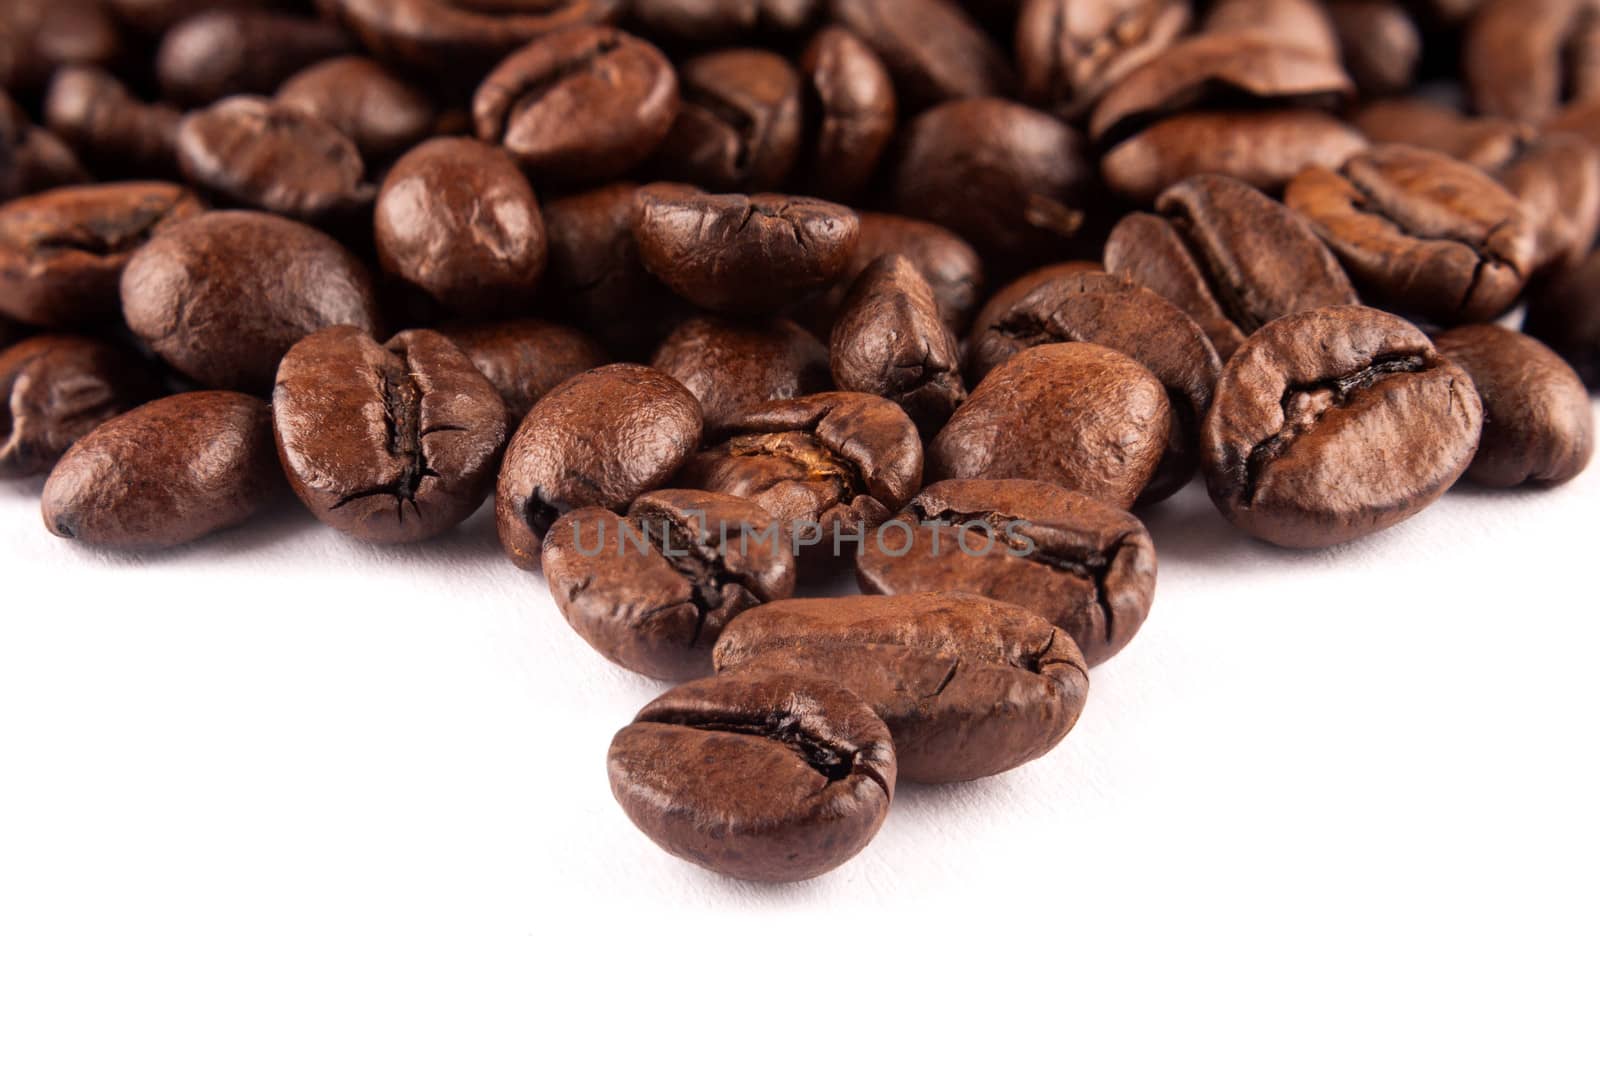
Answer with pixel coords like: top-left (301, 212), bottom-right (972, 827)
top-left (0, 0), bottom-right (121, 93)
top-left (714, 592), bottom-right (1089, 783)
top-left (1329, 1), bottom-right (1422, 98)
top-left (1465, 0), bottom-right (1600, 124)
top-left (856, 479), bottom-right (1157, 667)
top-left (1433, 324), bottom-right (1595, 487)
top-left (496, 363), bottom-right (702, 570)
top-left (632, 183), bottom-right (859, 314)
top-left (929, 343), bottom-right (1173, 510)
top-left (802, 212), bottom-right (985, 338)
top-left (890, 98), bottom-right (1095, 267)
top-left (1202, 0), bottom-right (1341, 56)
top-left (628, 0), bottom-right (817, 41)
top-left (1015, 0), bottom-right (1190, 121)
top-left (968, 261), bottom-right (1099, 343)
top-left (673, 391), bottom-right (922, 551)
top-left (541, 181), bottom-right (683, 354)
top-left (830, 254), bottom-right (965, 433)
top-left (1526, 246), bottom-right (1600, 388)
top-left (544, 489), bottom-right (796, 679)
top-left (1, 93), bottom-right (90, 201)
top-left (1285, 145), bottom-right (1537, 324)
top-left (1495, 132), bottom-right (1600, 274)
top-left (608, 669), bottom-right (895, 882)
top-left (121, 210), bottom-right (381, 394)
top-left (1353, 97), bottom-right (1532, 169)
top-left (798, 27), bottom-right (896, 201)
top-left (829, 0), bottom-right (1014, 108)
top-left (0, 335), bottom-right (158, 479)
top-left (650, 315), bottom-right (829, 434)
top-left (0, 181), bottom-right (202, 328)
top-left (436, 319), bottom-right (608, 427)
top-left (43, 66), bottom-right (182, 179)
top-left (651, 49), bottom-right (802, 191)
top-left (318, 0), bottom-right (619, 74)
top-left (374, 137), bottom-right (546, 317)
top-left (1201, 306), bottom-right (1483, 548)
top-left (41, 390), bottom-right (281, 549)
top-left (276, 56), bottom-right (438, 164)
top-left (1104, 173), bottom-right (1358, 361)
top-left (964, 269), bottom-right (1219, 502)
top-left (156, 10), bottom-right (349, 106)
top-left (474, 27), bottom-right (678, 185)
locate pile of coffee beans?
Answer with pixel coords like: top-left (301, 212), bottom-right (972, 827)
top-left (3, 0), bottom-right (1596, 883)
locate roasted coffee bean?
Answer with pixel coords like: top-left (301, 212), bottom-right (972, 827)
top-left (276, 56), bottom-right (438, 164)
top-left (798, 27), bottom-right (896, 201)
top-left (319, 0), bottom-right (619, 74)
top-left (542, 181), bottom-right (682, 353)
top-left (627, 0), bottom-right (817, 41)
top-left (890, 98), bottom-right (1095, 267)
top-left (1465, 0), bottom-right (1600, 124)
top-left (1104, 173), bottom-right (1358, 361)
top-left (474, 27), bottom-right (678, 185)
top-left (1202, 0), bottom-right (1340, 56)
top-left (41, 390), bottom-right (280, 549)
top-left (968, 261), bottom-right (1099, 342)
top-left (1526, 246), bottom-right (1600, 388)
top-left (802, 213), bottom-right (984, 337)
top-left (715, 592), bottom-right (1089, 783)
top-left (632, 183), bottom-right (858, 314)
top-left (830, 254), bottom-right (965, 433)
top-left (155, 10), bottom-right (349, 106)
top-left (272, 327), bottom-right (506, 543)
top-left (0, 335), bottom-right (157, 479)
top-left (0, 0), bottom-right (121, 93)
top-left (1328, 1), bottom-right (1422, 97)
top-left (0, 181), bottom-right (201, 328)
top-left (965, 270), bottom-right (1219, 502)
top-left (856, 479), bottom-right (1156, 667)
top-left (436, 319), bottom-right (608, 427)
top-left (829, 0), bottom-right (1014, 108)
top-left (929, 343), bottom-right (1173, 510)
top-left (496, 363), bottom-right (702, 570)
top-left (651, 49), bottom-right (802, 191)
top-left (1433, 324), bottom-right (1594, 487)
top-left (1015, 0), bottom-right (1190, 121)
top-left (1285, 144), bottom-right (1537, 324)
top-left (650, 316), bottom-right (829, 434)
top-left (1495, 133), bottom-right (1600, 274)
top-left (674, 391), bottom-right (922, 550)
top-left (608, 669), bottom-right (895, 882)
top-left (43, 66), bottom-right (181, 178)
top-left (121, 210), bottom-right (381, 394)
top-left (544, 489), bottom-right (796, 679)
top-left (1353, 97), bottom-right (1533, 170)
top-left (374, 137), bottom-right (546, 317)
top-left (176, 96), bottom-right (374, 221)
top-left (1, 94), bottom-right (90, 201)
top-left (1201, 306), bottom-right (1483, 548)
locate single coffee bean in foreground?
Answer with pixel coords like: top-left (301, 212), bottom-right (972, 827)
top-left (608, 669), bottom-right (896, 882)
top-left (929, 343), bottom-right (1173, 510)
top-left (1432, 325), bottom-right (1594, 488)
top-left (829, 254), bottom-right (965, 433)
top-left (436, 319), bottom-right (608, 428)
top-left (632, 183), bottom-right (859, 315)
top-left (273, 327), bottom-right (507, 544)
top-left (41, 391), bottom-right (281, 549)
top-left (121, 210), bottom-right (381, 394)
top-left (715, 592), bottom-right (1089, 784)
top-left (0, 181), bottom-right (202, 327)
top-left (674, 391), bottom-right (922, 555)
top-left (856, 479), bottom-right (1157, 668)
top-left (496, 363), bottom-right (703, 570)
top-left (543, 489), bottom-right (796, 679)
top-left (1285, 145), bottom-right (1537, 324)
top-left (1202, 306), bottom-right (1484, 549)
top-left (0, 335), bottom-right (157, 479)
top-left (650, 316), bottom-right (829, 435)
top-left (374, 137), bottom-right (547, 317)
top-left (1104, 173), bottom-right (1358, 361)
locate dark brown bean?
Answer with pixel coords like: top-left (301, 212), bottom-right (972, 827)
top-left (1015, 0), bottom-right (1191, 121)
top-left (436, 319), bottom-right (608, 427)
top-left (650, 316), bottom-right (829, 434)
top-left (156, 10), bottom-right (349, 105)
top-left (0, 0), bottom-right (121, 93)
top-left (798, 27), bottom-right (896, 201)
top-left (1328, 1), bottom-right (1422, 98)
top-left (1526, 245), bottom-right (1600, 388)
top-left (828, 0), bottom-right (1015, 108)
top-left (1465, 0), bottom-right (1600, 124)
top-left (276, 56), bottom-right (438, 163)
top-left (1, 93), bottom-right (90, 201)
top-left (318, 0), bottom-right (619, 74)
top-left (43, 66), bottom-right (182, 178)
top-left (650, 49), bottom-right (802, 191)
top-left (0, 335), bottom-right (157, 479)
top-left (801, 212), bottom-right (985, 338)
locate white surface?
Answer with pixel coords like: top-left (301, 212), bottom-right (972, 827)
top-left (2, 430), bottom-right (1598, 1065)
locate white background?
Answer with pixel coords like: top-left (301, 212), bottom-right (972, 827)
top-left (2, 415), bottom-right (1597, 1065)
